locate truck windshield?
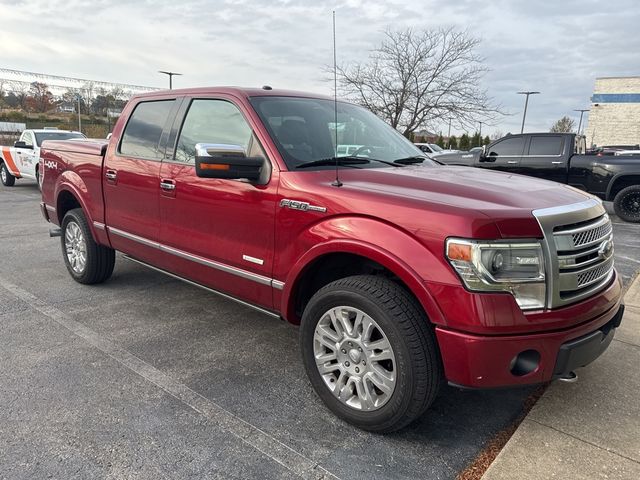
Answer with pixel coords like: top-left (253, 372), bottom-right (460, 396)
top-left (250, 96), bottom-right (435, 170)
top-left (35, 132), bottom-right (86, 146)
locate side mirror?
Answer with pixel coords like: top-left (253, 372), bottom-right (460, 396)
top-left (195, 143), bottom-right (263, 182)
top-left (14, 141), bottom-right (32, 149)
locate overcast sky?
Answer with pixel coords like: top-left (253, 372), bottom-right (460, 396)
top-left (1, 0), bottom-right (639, 135)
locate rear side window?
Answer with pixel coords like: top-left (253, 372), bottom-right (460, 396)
top-left (528, 136), bottom-right (563, 156)
top-left (488, 137), bottom-right (525, 156)
top-left (119, 100), bottom-right (175, 159)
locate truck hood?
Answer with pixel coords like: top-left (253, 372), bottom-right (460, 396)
top-left (344, 164), bottom-right (589, 211)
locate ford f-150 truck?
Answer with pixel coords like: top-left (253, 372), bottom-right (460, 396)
top-left (39, 88), bottom-right (624, 432)
top-left (0, 128), bottom-right (85, 189)
top-left (436, 133), bottom-right (640, 223)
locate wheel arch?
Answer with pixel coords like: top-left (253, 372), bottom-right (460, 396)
top-left (280, 240), bottom-right (446, 327)
top-left (54, 175), bottom-right (104, 244)
top-left (606, 173), bottom-right (640, 200)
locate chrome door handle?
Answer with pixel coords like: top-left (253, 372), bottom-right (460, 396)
top-left (160, 180), bottom-right (176, 191)
top-left (105, 170), bottom-right (117, 180)
top-left (551, 161), bottom-right (563, 165)
top-left (507, 160), bottom-right (518, 164)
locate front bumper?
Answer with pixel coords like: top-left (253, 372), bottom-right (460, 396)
top-left (436, 289), bottom-right (624, 389)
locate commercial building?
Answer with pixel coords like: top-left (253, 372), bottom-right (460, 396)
top-left (584, 76), bottom-right (640, 147)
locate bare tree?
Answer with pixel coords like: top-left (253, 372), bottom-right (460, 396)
top-left (550, 116), bottom-right (575, 133)
top-left (28, 82), bottom-right (55, 113)
top-left (334, 28), bottom-right (500, 136)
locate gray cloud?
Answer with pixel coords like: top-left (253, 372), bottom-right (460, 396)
top-left (0, 0), bottom-right (638, 135)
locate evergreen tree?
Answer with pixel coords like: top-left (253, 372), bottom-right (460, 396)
top-left (436, 134), bottom-right (445, 147)
top-left (448, 136), bottom-right (458, 149)
top-left (459, 134), bottom-right (470, 150)
top-left (483, 135), bottom-right (491, 145)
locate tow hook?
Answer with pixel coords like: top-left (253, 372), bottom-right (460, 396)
top-left (49, 227), bottom-right (62, 238)
top-left (558, 371), bottom-right (578, 383)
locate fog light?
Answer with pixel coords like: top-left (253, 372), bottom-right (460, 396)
top-left (510, 349), bottom-right (541, 376)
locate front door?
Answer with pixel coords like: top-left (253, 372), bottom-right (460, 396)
top-left (476, 135), bottom-right (526, 173)
top-left (158, 97), bottom-right (278, 309)
top-left (103, 98), bottom-right (177, 262)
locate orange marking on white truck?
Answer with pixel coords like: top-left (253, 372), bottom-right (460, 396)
top-left (1, 147), bottom-right (22, 177)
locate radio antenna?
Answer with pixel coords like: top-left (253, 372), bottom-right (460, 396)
top-left (331, 10), bottom-right (342, 187)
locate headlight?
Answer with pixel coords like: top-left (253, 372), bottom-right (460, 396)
top-left (446, 238), bottom-right (546, 310)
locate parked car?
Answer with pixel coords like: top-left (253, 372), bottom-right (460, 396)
top-left (40, 88), bottom-right (624, 432)
top-left (437, 133), bottom-right (640, 222)
top-left (0, 128), bottom-right (85, 189)
top-left (414, 143), bottom-right (459, 155)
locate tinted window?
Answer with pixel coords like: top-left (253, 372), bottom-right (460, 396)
top-left (529, 136), bottom-right (563, 156)
top-left (174, 99), bottom-right (253, 164)
top-left (34, 132), bottom-right (85, 145)
top-left (489, 137), bottom-right (525, 156)
top-left (120, 100), bottom-right (175, 159)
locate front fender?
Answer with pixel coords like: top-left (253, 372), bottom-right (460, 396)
top-left (276, 216), bottom-right (457, 326)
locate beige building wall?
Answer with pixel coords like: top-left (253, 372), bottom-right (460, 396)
top-left (584, 77), bottom-right (640, 147)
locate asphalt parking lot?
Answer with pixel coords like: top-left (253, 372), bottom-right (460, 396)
top-left (1, 180), bottom-right (638, 480)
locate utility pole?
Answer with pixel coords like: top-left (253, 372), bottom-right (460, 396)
top-left (447, 118), bottom-right (452, 149)
top-left (478, 121), bottom-right (483, 146)
top-left (574, 109), bottom-right (590, 135)
top-left (517, 91), bottom-right (540, 134)
top-left (158, 71), bottom-right (182, 89)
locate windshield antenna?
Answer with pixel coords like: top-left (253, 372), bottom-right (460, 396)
top-left (331, 10), bottom-right (342, 187)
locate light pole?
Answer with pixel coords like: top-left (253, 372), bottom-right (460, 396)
top-left (76, 94), bottom-right (82, 133)
top-left (158, 71), bottom-right (182, 89)
top-left (478, 121), bottom-right (483, 146)
top-left (517, 91), bottom-right (540, 134)
top-left (447, 118), bottom-right (452, 149)
top-left (574, 109), bottom-right (590, 135)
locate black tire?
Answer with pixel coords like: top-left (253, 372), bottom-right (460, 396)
top-left (35, 166), bottom-right (41, 192)
top-left (61, 208), bottom-right (115, 284)
top-left (300, 275), bottom-right (442, 432)
top-left (613, 185), bottom-right (640, 223)
top-left (1, 161), bottom-right (16, 187)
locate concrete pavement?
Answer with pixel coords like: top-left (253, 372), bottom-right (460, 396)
top-left (483, 274), bottom-right (640, 480)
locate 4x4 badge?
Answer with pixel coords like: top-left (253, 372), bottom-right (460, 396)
top-left (280, 199), bottom-right (327, 213)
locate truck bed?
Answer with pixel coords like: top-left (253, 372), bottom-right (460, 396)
top-left (41, 138), bottom-right (108, 157)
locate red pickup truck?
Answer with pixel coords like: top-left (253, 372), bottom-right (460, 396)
top-left (39, 87), bottom-right (624, 432)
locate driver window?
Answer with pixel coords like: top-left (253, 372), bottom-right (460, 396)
top-left (488, 137), bottom-right (525, 157)
top-left (20, 132), bottom-right (33, 146)
top-left (174, 99), bottom-right (258, 164)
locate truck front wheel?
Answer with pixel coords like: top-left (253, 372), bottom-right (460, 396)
top-left (613, 185), bottom-right (640, 223)
top-left (1, 162), bottom-right (16, 186)
top-left (300, 275), bottom-right (442, 432)
top-left (61, 208), bottom-right (115, 284)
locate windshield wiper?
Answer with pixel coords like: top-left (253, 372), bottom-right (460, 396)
top-left (392, 156), bottom-right (428, 165)
top-left (296, 156), bottom-right (404, 169)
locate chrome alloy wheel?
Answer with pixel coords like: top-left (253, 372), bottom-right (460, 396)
top-left (65, 221), bottom-right (87, 274)
top-left (1, 165), bottom-right (7, 183)
top-left (313, 306), bottom-right (396, 411)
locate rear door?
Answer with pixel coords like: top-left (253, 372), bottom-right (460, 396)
top-left (518, 134), bottom-right (567, 183)
top-left (157, 96), bottom-right (278, 309)
top-left (476, 135), bottom-right (526, 172)
top-left (103, 97), bottom-right (178, 261)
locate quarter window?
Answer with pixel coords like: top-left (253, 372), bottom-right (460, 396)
top-left (119, 100), bottom-right (175, 159)
top-left (488, 137), bottom-right (525, 156)
top-left (528, 136), bottom-right (563, 156)
top-left (174, 99), bottom-right (254, 164)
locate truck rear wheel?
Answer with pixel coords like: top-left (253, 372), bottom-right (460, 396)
top-left (613, 185), bottom-right (640, 223)
top-left (61, 208), bottom-right (115, 284)
top-left (1, 162), bottom-right (16, 186)
top-left (300, 275), bottom-right (442, 432)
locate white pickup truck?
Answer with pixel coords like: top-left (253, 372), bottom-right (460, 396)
top-left (1, 128), bottom-right (85, 189)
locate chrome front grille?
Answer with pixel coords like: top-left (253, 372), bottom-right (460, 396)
top-left (533, 198), bottom-right (615, 309)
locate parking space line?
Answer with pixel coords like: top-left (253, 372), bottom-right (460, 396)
top-left (0, 277), bottom-right (340, 480)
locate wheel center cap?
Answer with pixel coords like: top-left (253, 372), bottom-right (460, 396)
top-left (348, 349), bottom-right (361, 364)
